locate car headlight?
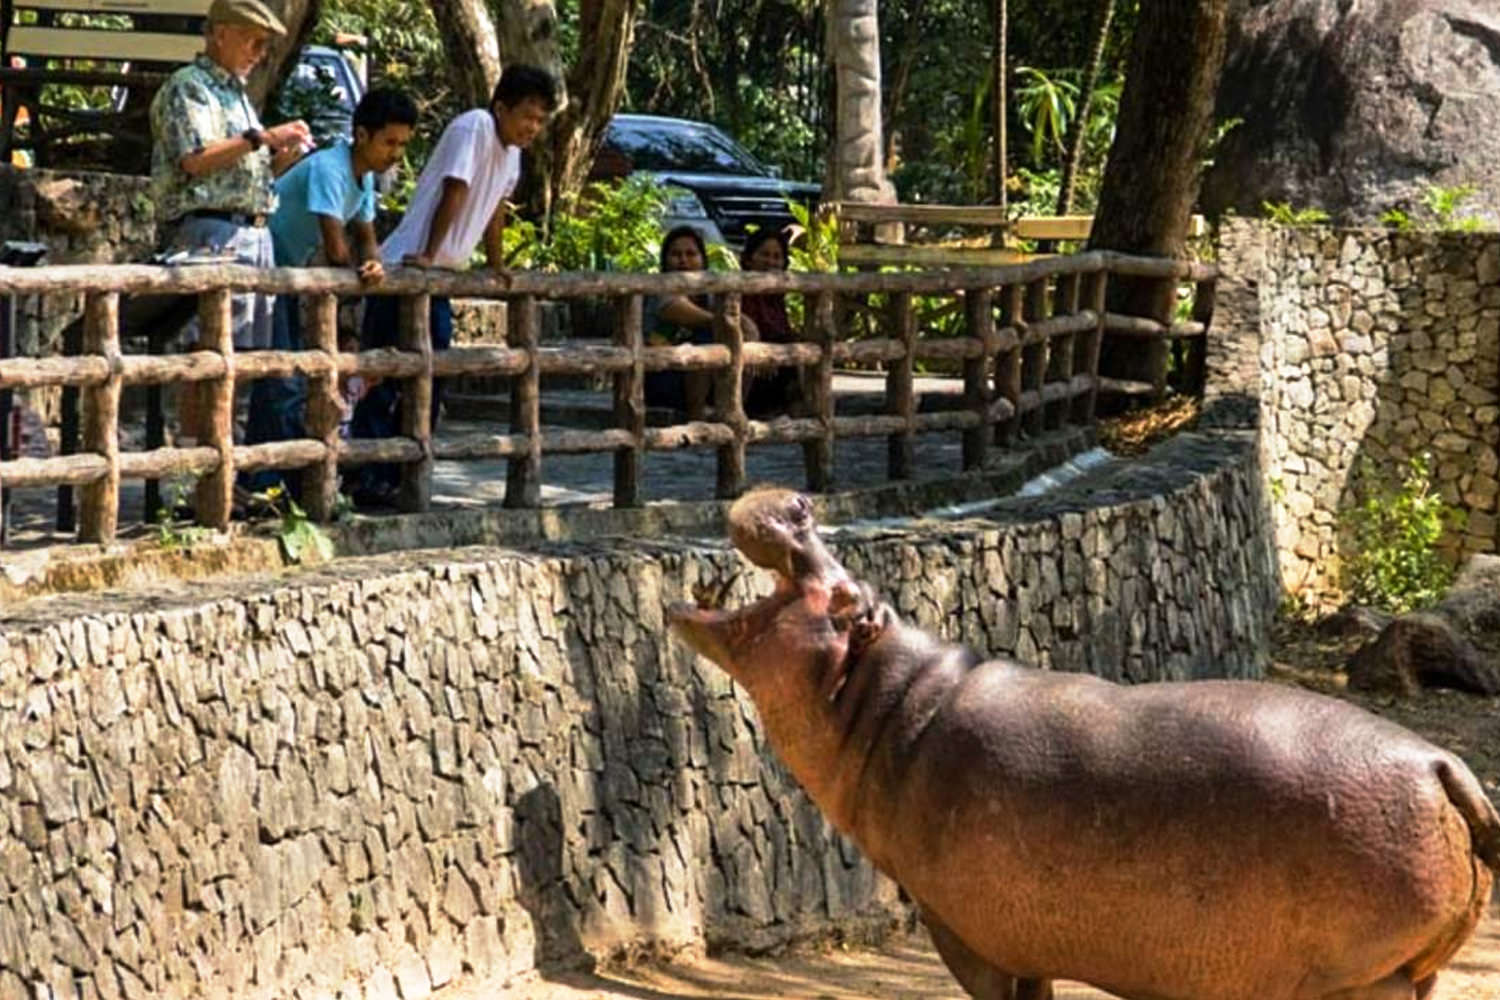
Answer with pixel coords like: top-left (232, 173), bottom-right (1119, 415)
top-left (666, 187), bottom-right (710, 219)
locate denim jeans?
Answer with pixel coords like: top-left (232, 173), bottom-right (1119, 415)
top-left (347, 294), bottom-right (454, 497)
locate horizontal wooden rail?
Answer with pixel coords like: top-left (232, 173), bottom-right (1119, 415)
top-left (0, 252), bottom-right (1213, 297)
top-left (0, 252), bottom-right (1216, 547)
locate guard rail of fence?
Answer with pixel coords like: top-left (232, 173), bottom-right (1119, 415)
top-left (0, 250), bottom-right (1217, 546)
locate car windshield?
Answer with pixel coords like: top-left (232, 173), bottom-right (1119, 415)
top-left (606, 120), bottom-right (765, 175)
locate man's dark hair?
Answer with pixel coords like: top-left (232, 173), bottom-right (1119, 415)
top-left (491, 65), bottom-right (560, 112)
top-left (353, 87), bottom-right (418, 134)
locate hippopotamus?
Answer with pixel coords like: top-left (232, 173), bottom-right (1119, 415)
top-left (668, 488), bottom-right (1500, 1000)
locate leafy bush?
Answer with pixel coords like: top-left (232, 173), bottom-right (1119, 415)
top-left (1261, 201), bottom-right (1330, 226)
top-left (503, 175), bottom-right (740, 273)
top-left (1340, 454), bottom-right (1463, 613)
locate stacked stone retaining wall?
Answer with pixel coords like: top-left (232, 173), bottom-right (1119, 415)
top-left (1215, 219), bottom-right (1500, 599)
top-left (0, 428), bottom-right (1275, 1000)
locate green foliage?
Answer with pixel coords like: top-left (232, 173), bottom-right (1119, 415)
top-left (320, 0), bottom-right (454, 213)
top-left (1415, 182), bottom-right (1488, 232)
top-left (785, 199), bottom-right (840, 273)
top-left (504, 175), bottom-right (678, 272)
top-left (1260, 201), bottom-right (1330, 226)
top-left (1379, 208), bottom-right (1414, 232)
top-left (251, 486), bottom-right (336, 564)
top-left (153, 482), bottom-right (211, 550)
top-left (1198, 116), bottom-right (1242, 171)
top-left (1014, 66), bottom-right (1079, 167)
top-left (1340, 455), bottom-right (1463, 613)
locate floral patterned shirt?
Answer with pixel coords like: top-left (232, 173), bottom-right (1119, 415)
top-left (150, 55), bottom-right (275, 224)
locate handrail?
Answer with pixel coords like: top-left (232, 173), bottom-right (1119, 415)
top-left (0, 252), bottom-right (1218, 549)
top-left (0, 252), bottom-right (1217, 296)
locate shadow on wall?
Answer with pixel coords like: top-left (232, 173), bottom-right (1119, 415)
top-left (514, 783), bottom-right (594, 970)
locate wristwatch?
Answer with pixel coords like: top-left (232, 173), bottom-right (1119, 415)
top-left (242, 128), bottom-right (265, 151)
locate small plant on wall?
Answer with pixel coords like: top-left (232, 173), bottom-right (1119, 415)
top-left (1340, 454), bottom-right (1464, 613)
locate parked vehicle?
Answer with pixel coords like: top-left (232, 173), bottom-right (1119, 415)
top-left (591, 113), bottom-right (821, 246)
top-left (280, 42), bottom-right (367, 147)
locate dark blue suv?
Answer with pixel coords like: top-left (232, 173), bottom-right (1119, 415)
top-left (593, 113), bottom-right (821, 246)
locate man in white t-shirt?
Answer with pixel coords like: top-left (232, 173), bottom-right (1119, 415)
top-left (350, 65), bottom-right (558, 505)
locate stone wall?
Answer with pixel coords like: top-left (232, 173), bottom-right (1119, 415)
top-left (1215, 218), bottom-right (1500, 599)
top-left (0, 428), bottom-right (1275, 1000)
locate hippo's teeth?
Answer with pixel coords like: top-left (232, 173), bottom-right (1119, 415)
top-left (691, 573), bottom-right (739, 610)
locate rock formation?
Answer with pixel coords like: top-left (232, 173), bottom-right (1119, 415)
top-left (1203, 0), bottom-right (1500, 225)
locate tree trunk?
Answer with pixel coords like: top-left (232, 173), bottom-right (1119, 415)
top-left (247, 0), bottom-right (324, 109)
top-left (992, 0), bottom-right (1006, 213)
top-left (827, 0), bottom-right (892, 205)
top-left (493, 0), bottom-right (569, 92)
top-left (1087, 0), bottom-right (1228, 390)
top-left (1088, 0), bottom-right (1228, 258)
top-left (529, 0), bottom-right (638, 218)
top-left (1055, 0), bottom-right (1114, 215)
top-left (428, 0), bottom-right (505, 107)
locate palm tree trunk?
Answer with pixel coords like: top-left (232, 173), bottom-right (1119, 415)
top-left (1054, 0), bottom-right (1114, 215)
top-left (992, 0), bottom-right (1006, 214)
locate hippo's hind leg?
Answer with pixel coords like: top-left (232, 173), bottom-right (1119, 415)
top-left (1320, 972), bottom-right (1433, 1000)
top-left (920, 908), bottom-right (1052, 1000)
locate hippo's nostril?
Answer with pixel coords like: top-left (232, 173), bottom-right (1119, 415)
top-left (788, 493), bottom-right (811, 525)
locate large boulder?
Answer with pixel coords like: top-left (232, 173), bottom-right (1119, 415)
top-left (1202, 0), bottom-right (1500, 226)
top-left (1346, 555), bottom-right (1500, 697)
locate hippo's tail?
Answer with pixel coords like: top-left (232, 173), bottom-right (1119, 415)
top-left (1437, 757), bottom-right (1500, 872)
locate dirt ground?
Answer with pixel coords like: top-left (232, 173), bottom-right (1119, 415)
top-left (479, 616), bottom-right (1500, 999)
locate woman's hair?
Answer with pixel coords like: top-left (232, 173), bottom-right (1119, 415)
top-left (740, 226), bottom-right (789, 270)
top-left (659, 225), bottom-right (709, 272)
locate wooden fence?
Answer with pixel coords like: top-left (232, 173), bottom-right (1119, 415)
top-left (0, 251), bottom-right (1216, 547)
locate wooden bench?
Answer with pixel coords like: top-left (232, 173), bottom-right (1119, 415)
top-left (0, 0), bottom-right (210, 170)
top-left (829, 201), bottom-right (1207, 267)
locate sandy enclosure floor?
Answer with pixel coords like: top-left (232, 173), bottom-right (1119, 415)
top-left (454, 896), bottom-right (1498, 999)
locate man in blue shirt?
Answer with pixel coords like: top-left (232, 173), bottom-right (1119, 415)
top-left (243, 88), bottom-right (417, 496)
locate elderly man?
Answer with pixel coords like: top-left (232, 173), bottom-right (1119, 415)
top-left (149, 0), bottom-right (310, 354)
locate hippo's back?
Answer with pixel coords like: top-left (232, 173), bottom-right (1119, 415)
top-left (886, 668), bottom-right (1490, 1000)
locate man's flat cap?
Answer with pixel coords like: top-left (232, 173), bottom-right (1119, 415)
top-left (207, 0), bottom-right (287, 35)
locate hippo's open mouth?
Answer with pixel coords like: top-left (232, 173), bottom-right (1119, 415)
top-left (668, 489), bottom-right (876, 694)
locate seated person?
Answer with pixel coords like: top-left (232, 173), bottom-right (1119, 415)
top-left (738, 227), bottom-right (803, 417)
top-left (644, 225), bottom-right (758, 419)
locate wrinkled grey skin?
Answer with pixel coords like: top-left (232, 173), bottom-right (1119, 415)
top-left (670, 489), bottom-right (1500, 1000)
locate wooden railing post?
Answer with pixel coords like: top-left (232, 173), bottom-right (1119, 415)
top-left (1147, 277), bottom-right (1176, 401)
top-left (303, 294), bottom-right (341, 521)
top-left (193, 289), bottom-right (234, 530)
top-left (504, 295), bottom-right (541, 508)
top-left (714, 293), bottom-right (747, 499)
top-left (1075, 269), bottom-right (1108, 424)
top-left (398, 293), bottom-right (434, 512)
top-left (802, 291), bottom-right (836, 492)
top-left (1184, 277), bottom-right (1215, 394)
top-left (995, 283), bottom-right (1024, 446)
top-left (612, 294), bottom-right (644, 507)
top-left (962, 288), bottom-right (994, 470)
top-left (1022, 277), bottom-right (1048, 437)
top-left (1047, 273), bottom-right (1081, 429)
top-left (56, 318), bottom-right (81, 532)
top-left (887, 291), bottom-right (916, 479)
top-left (78, 291), bottom-right (120, 543)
